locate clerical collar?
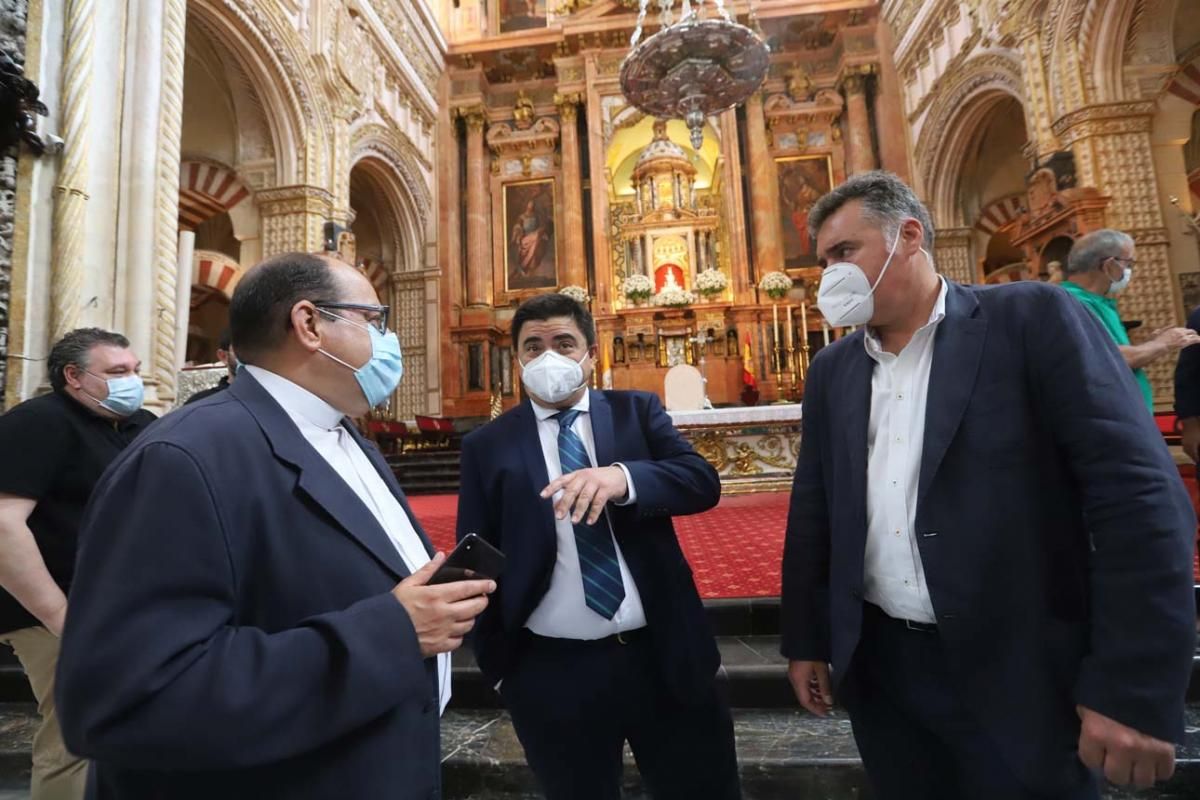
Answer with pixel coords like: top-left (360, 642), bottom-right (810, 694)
top-left (244, 365), bottom-right (346, 431)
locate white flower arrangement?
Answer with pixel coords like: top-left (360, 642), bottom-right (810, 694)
top-left (621, 274), bottom-right (654, 302)
top-left (694, 269), bottom-right (728, 297)
top-left (558, 285), bottom-right (589, 305)
top-left (652, 286), bottom-right (697, 308)
top-left (758, 271), bottom-right (793, 300)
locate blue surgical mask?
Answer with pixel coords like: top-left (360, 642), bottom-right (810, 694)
top-left (317, 312), bottom-right (404, 408)
top-left (84, 371), bottom-right (144, 417)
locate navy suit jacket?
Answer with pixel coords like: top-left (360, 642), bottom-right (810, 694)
top-left (1174, 305), bottom-right (1200, 418)
top-left (782, 281), bottom-right (1197, 793)
top-left (456, 390), bottom-right (722, 702)
top-left (57, 372), bottom-right (443, 800)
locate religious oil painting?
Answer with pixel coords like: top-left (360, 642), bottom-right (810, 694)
top-left (499, 0), bottom-right (548, 33)
top-left (777, 155), bottom-right (833, 269)
top-left (504, 179), bottom-right (558, 292)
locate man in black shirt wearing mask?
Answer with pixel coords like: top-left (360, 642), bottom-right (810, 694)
top-left (0, 328), bottom-right (155, 800)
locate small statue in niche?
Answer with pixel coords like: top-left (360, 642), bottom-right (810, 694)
top-left (613, 336), bottom-right (626, 364)
top-left (513, 90), bottom-right (535, 130)
top-left (785, 63), bottom-right (813, 103)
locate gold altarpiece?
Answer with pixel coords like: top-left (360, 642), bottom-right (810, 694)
top-left (438, 3), bottom-right (893, 417)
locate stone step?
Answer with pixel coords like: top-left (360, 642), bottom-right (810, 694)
top-left (448, 635), bottom-right (792, 711)
top-left (440, 707), bottom-right (1200, 799)
top-left (0, 703), bottom-right (1191, 798)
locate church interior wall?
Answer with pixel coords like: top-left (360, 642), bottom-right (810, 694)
top-left (885, 0), bottom-right (1200, 407)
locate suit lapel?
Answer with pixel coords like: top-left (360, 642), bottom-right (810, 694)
top-left (516, 401), bottom-right (558, 548)
top-left (838, 336), bottom-right (874, 556)
top-left (589, 390), bottom-right (615, 469)
top-left (230, 373), bottom-right (409, 579)
top-left (917, 284), bottom-right (987, 509)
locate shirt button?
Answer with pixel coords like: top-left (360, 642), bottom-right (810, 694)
top-left (895, 436), bottom-right (902, 442)
top-left (895, 529), bottom-right (901, 537)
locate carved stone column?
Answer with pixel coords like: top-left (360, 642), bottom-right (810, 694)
top-left (743, 92), bottom-right (782, 276)
top-left (113, 0), bottom-right (187, 410)
top-left (463, 106), bottom-right (492, 307)
top-left (932, 228), bottom-right (975, 285)
top-left (257, 186), bottom-right (336, 258)
top-left (1054, 102), bottom-right (1177, 404)
top-left (843, 74), bottom-right (877, 176)
top-left (50, 0), bottom-right (95, 341)
top-left (556, 92), bottom-right (586, 288)
top-left (1017, 25), bottom-right (1059, 160)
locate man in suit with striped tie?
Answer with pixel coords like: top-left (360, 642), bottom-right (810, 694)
top-left (456, 293), bottom-right (741, 800)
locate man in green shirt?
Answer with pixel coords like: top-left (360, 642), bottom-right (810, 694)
top-left (1061, 228), bottom-right (1199, 412)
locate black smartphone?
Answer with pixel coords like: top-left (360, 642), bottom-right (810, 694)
top-left (428, 533), bottom-right (506, 585)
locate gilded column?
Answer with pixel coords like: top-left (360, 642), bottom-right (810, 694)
top-left (257, 186), bottom-right (336, 257)
top-left (743, 92), bottom-right (782, 276)
top-left (463, 106), bottom-right (492, 307)
top-left (556, 92), bottom-right (586, 288)
top-left (1054, 102), bottom-right (1177, 404)
top-left (1017, 25), bottom-right (1059, 160)
top-left (50, 0), bottom-right (94, 341)
top-left (843, 73), bottom-right (877, 176)
top-left (932, 228), bottom-right (975, 285)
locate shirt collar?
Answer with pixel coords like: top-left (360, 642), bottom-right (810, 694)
top-left (864, 277), bottom-right (949, 358)
top-left (531, 390), bottom-right (590, 422)
top-left (244, 365), bottom-right (345, 431)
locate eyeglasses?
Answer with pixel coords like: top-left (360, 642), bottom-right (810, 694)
top-left (316, 303), bottom-right (390, 335)
top-left (1109, 256), bottom-right (1136, 269)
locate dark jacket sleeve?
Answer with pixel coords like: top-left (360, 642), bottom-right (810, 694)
top-left (56, 442), bottom-right (428, 769)
top-left (779, 353), bottom-right (831, 663)
top-left (1031, 287), bottom-right (1197, 743)
top-left (1175, 306), bottom-right (1200, 418)
top-left (622, 392), bottom-right (721, 518)
top-left (456, 436), bottom-right (506, 682)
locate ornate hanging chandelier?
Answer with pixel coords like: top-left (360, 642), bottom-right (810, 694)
top-left (619, 0), bottom-right (770, 150)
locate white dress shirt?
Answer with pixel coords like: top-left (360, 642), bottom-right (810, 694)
top-left (861, 279), bottom-right (948, 625)
top-left (245, 366), bottom-right (451, 712)
top-left (524, 392), bottom-right (648, 639)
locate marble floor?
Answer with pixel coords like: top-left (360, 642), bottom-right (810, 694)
top-left (0, 705), bottom-right (1194, 798)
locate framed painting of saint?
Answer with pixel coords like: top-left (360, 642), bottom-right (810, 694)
top-left (503, 179), bottom-right (558, 292)
top-left (776, 155), bottom-right (833, 269)
top-left (499, 0), bottom-right (548, 33)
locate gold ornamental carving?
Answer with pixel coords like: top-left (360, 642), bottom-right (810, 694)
top-left (690, 429), bottom-right (800, 477)
top-left (554, 91), bottom-right (583, 122)
top-left (486, 117), bottom-right (561, 159)
top-left (1050, 101), bottom-right (1156, 145)
top-left (784, 64), bottom-right (813, 102)
top-left (336, 6), bottom-right (375, 97)
top-left (456, 104), bottom-right (488, 133)
top-left (513, 90), bottom-right (536, 130)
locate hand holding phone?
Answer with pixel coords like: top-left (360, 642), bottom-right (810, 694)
top-left (428, 533), bottom-right (506, 585)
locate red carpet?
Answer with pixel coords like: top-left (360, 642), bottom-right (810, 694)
top-left (406, 491), bottom-right (788, 599)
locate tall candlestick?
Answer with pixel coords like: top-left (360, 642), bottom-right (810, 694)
top-left (772, 304), bottom-right (779, 351)
top-left (786, 305), bottom-right (794, 349)
top-left (799, 302), bottom-right (808, 342)
top-left (822, 320), bottom-right (830, 346)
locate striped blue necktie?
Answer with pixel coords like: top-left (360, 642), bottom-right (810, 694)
top-left (553, 409), bottom-right (625, 620)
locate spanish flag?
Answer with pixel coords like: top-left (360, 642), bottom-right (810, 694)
top-left (742, 334), bottom-right (757, 389)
